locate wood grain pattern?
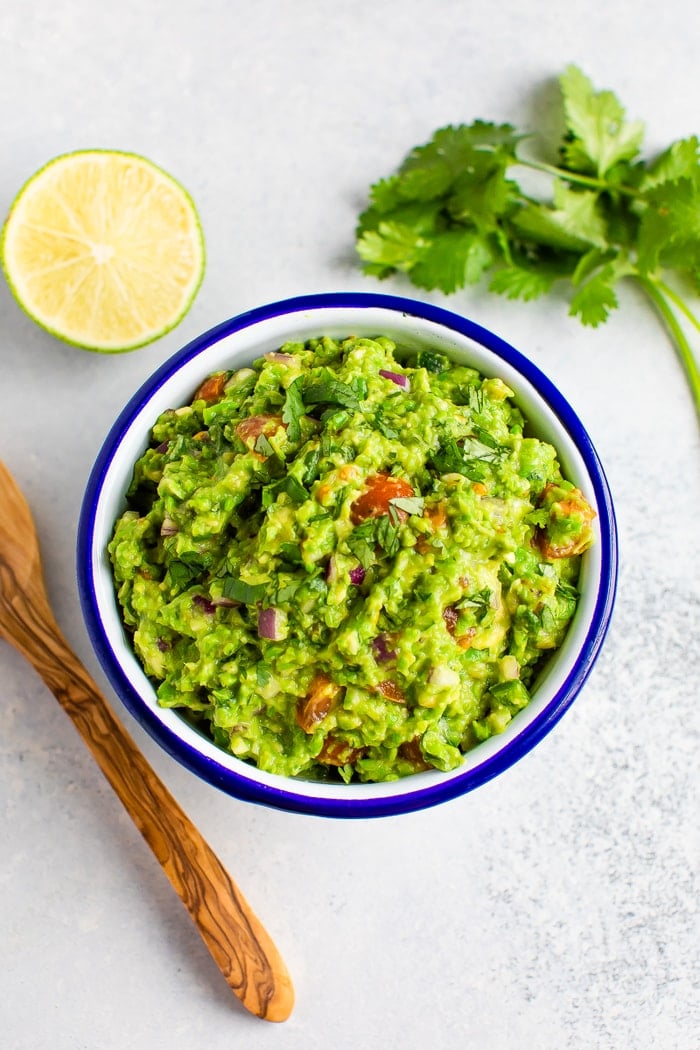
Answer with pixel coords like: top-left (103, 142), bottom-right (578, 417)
top-left (0, 462), bottom-right (294, 1022)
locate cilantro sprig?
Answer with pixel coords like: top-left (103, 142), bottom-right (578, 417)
top-left (430, 429), bottom-right (506, 481)
top-left (355, 65), bottom-right (700, 419)
top-left (282, 372), bottom-right (362, 443)
top-left (346, 494), bottom-right (425, 567)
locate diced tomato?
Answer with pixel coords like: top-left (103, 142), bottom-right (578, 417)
top-left (398, 737), bottom-right (431, 771)
top-left (376, 679), bottom-right (405, 703)
top-left (350, 473), bottom-right (415, 525)
top-left (318, 736), bottom-right (365, 766)
top-left (316, 464), bottom-right (361, 503)
top-left (456, 626), bottom-right (477, 650)
top-left (194, 373), bottom-right (226, 404)
top-left (423, 503), bottom-right (447, 529)
top-left (536, 484), bottom-right (596, 559)
top-left (443, 607), bottom-right (476, 648)
top-left (295, 674), bottom-right (342, 733)
top-left (235, 415), bottom-right (285, 456)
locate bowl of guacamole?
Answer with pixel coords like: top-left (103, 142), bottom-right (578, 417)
top-left (78, 292), bottom-right (617, 817)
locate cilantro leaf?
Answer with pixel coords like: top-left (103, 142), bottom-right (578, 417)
top-left (254, 433), bottom-right (275, 457)
top-left (430, 433), bottom-right (502, 481)
top-left (396, 122), bottom-right (521, 201)
top-left (374, 403), bottom-right (400, 439)
top-left (358, 198), bottom-right (442, 238)
top-left (356, 120), bottom-right (522, 289)
top-left (471, 425), bottom-right (499, 450)
top-left (389, 495), bottom-right (425, 516)
top-left (167, 559), bottom-right (201, 591)
top-left (282, 377), bottom-right (305, 443)
top-left (277, 544), bottom-right (304, 567)
top-left (347, 521), bottom-right (378, 569)
top-left (367, 176), bottom-right (403, 212)
top-left (356, 221), bottom-right (429, 276)
top-left (302, 446), bottom-right (321, 484)
top-left (430, 435), bottom-right (464, 475)
top-left (262, 474), bottom-right (310, 508)
top-left (354, 66), bottom-right (700, 420)
top-left (375, 515), bottom-right (400, 557)
top-left (347, 512), bottom-right (403, 564)
top-left (410, 230), bottom-right (493, 293)
top-left (559, 64), bottom-right (644, 177)
top-left (303, 374), bottom-right (361, 411)
top-left (447, 157), bottom-right (520, 230)
top-left (455, 587), bottom-right (493, 621)
top-left (222, 577), bottom-right (268, 604)
top-left (489, 264), bottom-right (556, 302)
top-left (637, 177), bottom-right (700, 278)
top-left (569, 254), bottom-right (634, 326)
top-left (512, 183), bottom-right (608, 252)
top-left (640, 136), bottom-right (700, 191)
top-left (569, 265), bottom-right (620, 326)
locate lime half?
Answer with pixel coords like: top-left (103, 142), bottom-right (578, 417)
top-left (1, 149), bottom-right (205, 352)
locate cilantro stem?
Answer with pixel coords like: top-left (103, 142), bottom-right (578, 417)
top-left (518, 158), bottom-right (640, 199)
top-left (653, 277), bottom-right (700, 337)
top-left (636, 275), bottom-right (700, 421)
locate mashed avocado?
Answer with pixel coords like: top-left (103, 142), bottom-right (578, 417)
top-left (109, 336), bottom-right (595, 782)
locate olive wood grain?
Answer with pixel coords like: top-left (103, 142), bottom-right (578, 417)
top-left (0, 461), bottom-right (293, 1022)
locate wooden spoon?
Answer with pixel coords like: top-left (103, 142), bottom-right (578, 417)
top-left (0, 461), bottom-right (294, 1022)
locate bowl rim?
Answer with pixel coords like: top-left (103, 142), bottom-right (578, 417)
top-left (77, 291), bottom-right (618, 818)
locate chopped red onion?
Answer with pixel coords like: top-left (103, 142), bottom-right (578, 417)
top-left (155, 440), bottom-right (169, 454)
top-left (160, 517), bottom-right (178, 536)
top-left (372, 633), bottom-right (397, 663)
top-left (264, 352), bottom-right (295, 364)
top-left (349, 565), bottom-right (366, 586)
top-left (192, 594), bottom-right (216, 615)
top-left (258, 606), bottom-right (282, 640)
top-left (211, 596), bottom-right (237, 608)
top-left (379, 369), bottom-right (410, 390)
top-left (442, 605), bottom-right (459, 635)
top-left (326, 556), bottom-right (338, 583)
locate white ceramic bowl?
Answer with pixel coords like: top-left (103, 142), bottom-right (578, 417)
top-left (78, 292), bottom-right (617, 817)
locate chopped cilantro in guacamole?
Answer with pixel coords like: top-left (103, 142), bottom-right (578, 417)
top-left (108, 335), bottom-right (595, 782)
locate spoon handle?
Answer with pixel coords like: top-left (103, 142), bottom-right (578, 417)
top-left (1, 578), bottom-right (293, 1022)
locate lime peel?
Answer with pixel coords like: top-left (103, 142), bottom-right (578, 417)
top-left (1, 149), bottom-right (205, 353)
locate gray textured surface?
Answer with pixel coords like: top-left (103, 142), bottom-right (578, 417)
top-left (1, 2), bottom-right (698, 1047)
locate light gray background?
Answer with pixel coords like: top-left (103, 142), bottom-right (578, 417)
top-left (1, 3), bottom-right (698, 1048)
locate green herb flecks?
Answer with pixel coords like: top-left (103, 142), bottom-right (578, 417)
top-left (347, 512), bottom-right (403, 566)
top-left (416, 350), bottom-right (450, 374)
top-left (431, 429), bottom-right (506, 481)
top-left (254, 433), bottom-right (275, 458)
top-left (455, 587), bottom-right (494, 623)
top-left (355, 65), bottom-right (700, 420)
top-left (261, 474), bottom-right (310, 508)
top-left (282, 377), bottom-right (305, 443)
top-left (389, 495), bottom-right (425, 518)
top-left (222, 577), bottom-right (268, 605)
top-left (282, 371), bottom-right (363, 443)
top-left (347, 520), bottom-right (378, 568)
top-left (303, 374), bottom-right (361, 412)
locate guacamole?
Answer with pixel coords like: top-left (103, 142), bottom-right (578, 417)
top-left (108, 335), bottom-right (595, 782)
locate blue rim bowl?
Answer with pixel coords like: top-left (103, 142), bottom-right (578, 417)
top-left (77, 292), bottom-right (617, 818)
